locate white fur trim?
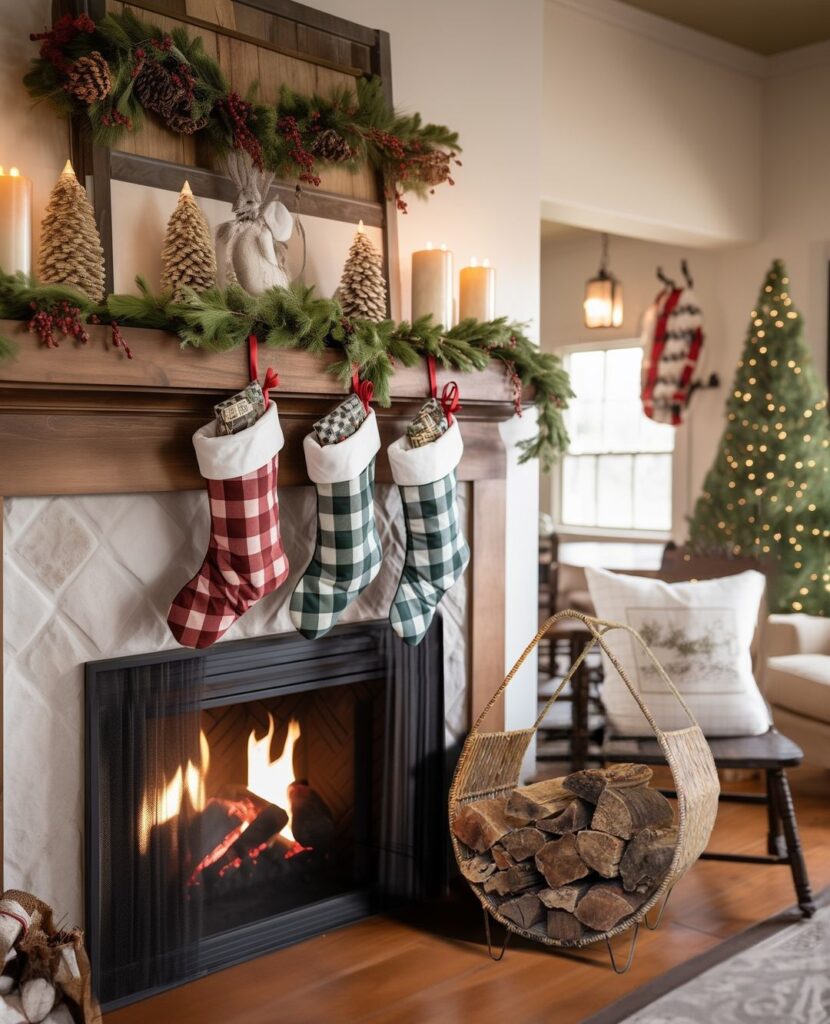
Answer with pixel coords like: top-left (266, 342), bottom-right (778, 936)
top-left (303, 408), bottom-right (381, 483)
top-left (387, 419), bottom-right (464, 486)
top-left (193, 402), bottom-right (284, 480)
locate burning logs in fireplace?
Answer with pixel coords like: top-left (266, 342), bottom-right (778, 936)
top-left (185, 782), bottom-right (336, 891)
top-left (452, 764), bottom-right (678, 941)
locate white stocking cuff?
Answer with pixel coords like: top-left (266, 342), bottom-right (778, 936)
top-left (193, 402), bottom-right (284, 480)
top-left (387, 420), bottom-right (464, 486)
top-left (303, 408), bottom-right (381, 484)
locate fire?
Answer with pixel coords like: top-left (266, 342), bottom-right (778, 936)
top-left (247, 714), bottom-right (301, 841)
top-left (138, 731), bottom-right (209, 854)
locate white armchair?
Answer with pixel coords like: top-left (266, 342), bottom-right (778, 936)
top-left (764, 613), bottom-right (830, 770)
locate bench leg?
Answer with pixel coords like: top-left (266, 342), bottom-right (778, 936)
top-left (765, 770), bottom-right (787, 858)
top-left (768, 768), bottom-right (816, 918)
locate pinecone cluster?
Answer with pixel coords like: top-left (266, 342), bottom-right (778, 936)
top-left (338, 229), bottom-right (387, 322)
top-left (411, 149), bottom-right (455, 188)
top-left (310, 128), bottom-right (353, 164)
top-left (37, 162), bottom-right (105, 303)
top-left (134, 52), bottom-right (207, 134)
top-left (161, 181), bottom-right (217, 300)
top-left (64, 50), bottom-right (110, 104)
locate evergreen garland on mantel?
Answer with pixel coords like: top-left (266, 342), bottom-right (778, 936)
top-left (0, 272), bottom-right (573, 469)
top-left (24, 10), bottom-right (460, 211)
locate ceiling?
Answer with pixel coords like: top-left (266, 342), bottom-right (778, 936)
top-left (619, 0), bottom-right (830, 55)
top-left (540, 221), bottom-right (595, 243)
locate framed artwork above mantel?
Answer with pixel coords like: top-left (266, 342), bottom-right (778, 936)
top-left (61, 0), bottom-right (402, 315)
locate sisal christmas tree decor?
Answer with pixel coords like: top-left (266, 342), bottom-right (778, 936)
top-left (161, 180), bottom-right (217, 300)
top-left (38, 160), bottom-right (105, 303)
top-left (337, 222), bottom-right (387, 321)
top-left (688, 259), bottom-right (830, 615)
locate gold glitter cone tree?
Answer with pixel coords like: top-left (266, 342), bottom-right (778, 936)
top-left (38, 160), bottom-right (105, 302)
top-left (337, 223), bottom-right (387, 322)
top-left (161, 180), bottom-right (217, 300)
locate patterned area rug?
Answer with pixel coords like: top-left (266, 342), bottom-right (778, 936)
top-left (586, 892), bottom-right (830, 1024)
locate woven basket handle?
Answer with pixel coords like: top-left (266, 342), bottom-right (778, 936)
top-left (470, 610), bottom-right (699, 739)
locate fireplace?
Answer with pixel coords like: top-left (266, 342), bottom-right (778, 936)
top-left (85, 622), bottom-right (446, 1010)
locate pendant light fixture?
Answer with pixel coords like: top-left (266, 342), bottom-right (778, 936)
top-left (583, 232), bottom-right (623, 328)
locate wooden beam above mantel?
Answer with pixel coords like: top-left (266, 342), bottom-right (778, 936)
top-left (0, 320), bottom-right (523, 495)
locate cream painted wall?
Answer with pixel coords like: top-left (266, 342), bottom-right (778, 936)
top-left (542, 0), bottom-right (764, 247)
top-left (0, 2), bottom-right (70, 253)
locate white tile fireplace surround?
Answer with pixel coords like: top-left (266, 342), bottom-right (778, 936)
top-left (2, 484), bottom-right (468, 926)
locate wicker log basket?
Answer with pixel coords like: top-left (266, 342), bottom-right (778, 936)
top-left (449, 611), bottom-right (721, 965)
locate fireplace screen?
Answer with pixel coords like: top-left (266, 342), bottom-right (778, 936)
top-left (86, 624), bottom-right (445, 1009)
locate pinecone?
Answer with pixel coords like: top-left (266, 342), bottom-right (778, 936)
top-left (161, 181), bottom-right (217, 300)
top-left (64, 51), bottom-right (111, 104)
top-left (134, 60), bottom-right (180, 119)
top-left (412, 150), bottom-right (453, 187)
top-left (38, 161), bottom-right (105, 303)
top-left (337, 228), bottom-right (387, 322)
top-left (310, 128), bottom-right (353, 164)
top-left (165, 105), bottom-right (210, 135)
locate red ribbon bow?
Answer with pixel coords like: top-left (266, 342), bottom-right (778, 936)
top-left (440, 381), bottom-right (461, 425)
top-left (351, 371), bottom-right (374, 413)
top-left (248, 334), bottom-right (279, 409)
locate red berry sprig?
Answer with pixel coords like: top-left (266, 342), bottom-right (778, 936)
top-left (503, 358), bottom-right (524, 417)
top-left (31, 14), bottom-right (95, 73)
top-left (28, 299), bottom-right (90, 349)
top-left (218, 91), bottom-right (264, 170)
top-left (277, 115), bottom-right (321, 186)
top-left (110, 321), bottom-right (133, 359)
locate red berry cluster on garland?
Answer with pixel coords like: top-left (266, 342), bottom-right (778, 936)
top-left (218, 91), bottom-right (264, 170)
top-left (110, 320), bottom-right (133, 359)
top-left (28, 300), bottom-right (90, 349)
top-left (30, 14), bottom-right (95, 74)
top-left (277, 115), bottom-right (321, 186)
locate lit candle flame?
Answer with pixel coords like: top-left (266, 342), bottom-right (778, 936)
top-left (357, 219), bottom-right (365, 234)
top-left (470, 256), bottom-right (478, 267)
top-left (426, 240), bottom-right (433, 250)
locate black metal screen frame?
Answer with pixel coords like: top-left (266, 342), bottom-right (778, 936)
top-left (85, 621), bottom-right (445, 1010)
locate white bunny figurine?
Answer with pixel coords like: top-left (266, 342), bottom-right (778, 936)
top-left (216, 151), bottom-right (294, 294)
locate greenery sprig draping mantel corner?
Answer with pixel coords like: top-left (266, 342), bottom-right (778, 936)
top-left (0, 272), bottom-right (572, 469)
top-left (24, 10), bottom-right (460, 211)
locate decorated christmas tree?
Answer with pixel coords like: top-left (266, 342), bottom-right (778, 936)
top-left (38, 160), bottom-right (105, 302)
top-left (160, 180), bottom-right (216, 300)
top-left (688, 259), bottom-right (830, 615)
top-left (337, 222), bottom-right (387, 321)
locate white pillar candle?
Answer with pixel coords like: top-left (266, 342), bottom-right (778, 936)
top-left (411, 242), bottom-right (453, 326)
top-left (459, 257), bottom-right (495, 322)
top-left (0, 166), bottom-right (32, 276)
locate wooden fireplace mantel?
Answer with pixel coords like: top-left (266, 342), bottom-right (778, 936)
top-left (0, 321), bottom-right (516, 758)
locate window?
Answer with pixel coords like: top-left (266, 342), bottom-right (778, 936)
top-left (558, 345), bottom-right (674, 533)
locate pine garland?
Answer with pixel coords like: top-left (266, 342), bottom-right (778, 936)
top-left (24, 10), bottom-right (461, 211)
top-left (0, 273), bottom-right (572, 468)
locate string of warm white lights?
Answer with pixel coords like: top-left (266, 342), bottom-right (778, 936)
top-left (689, 260), bottom-right (830, 615)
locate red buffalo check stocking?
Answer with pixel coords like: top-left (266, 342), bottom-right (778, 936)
top-left (167, 345), bottom-right (288, 648)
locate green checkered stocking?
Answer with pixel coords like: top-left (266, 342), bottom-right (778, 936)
top-left (290, 410), bottom-right (383, 639)
top-left (388, 421), bottom-right (469, 646)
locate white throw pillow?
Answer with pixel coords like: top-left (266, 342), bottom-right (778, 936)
top-left (585, 567), bottom-right (771, 737)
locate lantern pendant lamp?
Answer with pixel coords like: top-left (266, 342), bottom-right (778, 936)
top-left (583, 233), bottom-right (623, 328)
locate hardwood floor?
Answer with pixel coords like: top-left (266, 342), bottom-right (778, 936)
top-left (107, 766), bottom-right (830, 1024)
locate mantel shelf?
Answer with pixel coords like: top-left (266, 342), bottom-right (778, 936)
top-left (0, 320), bottom-right (523, 495)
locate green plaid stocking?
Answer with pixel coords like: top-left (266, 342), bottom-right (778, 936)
top-left (388, 421), bottom-right (469, 646)
top-left (290, 410), bottom-right (383, 639)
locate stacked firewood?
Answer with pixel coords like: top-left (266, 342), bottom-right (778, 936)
top-left (0, 891), bottom-right (99, 1023)
top-left (452, 764), bottom-right (678, 942)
